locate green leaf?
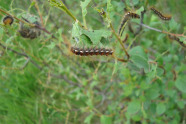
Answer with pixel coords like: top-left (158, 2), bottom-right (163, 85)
top-left (177, 101), bottom-right (185, 109)
top-left (80, 0), bottom-right (91, 17)
top-left (84, 113), bottom-right (94, 124)
top-left (175, 76), bottom-right (186, 93)
top-left (145, 86), bottom-right (160, 100)
top-left (129, 46), bottom-right (149, 72)
top-left (127, 100), bottom-right (141, 115)
top-left (82, 29), bottom-right (112, 45)
top-left (156, 103), bottom-right (166, 115)
top-left (169, 18), bottom-right (178, 30)
top-left (72, 21), bottom-right (82, 38)
top-left (80, 34), bottom-right (92, 45)
top-left (100, 115), bottom-right (112, 124)
top-left (129, 46), bottom-right (148, 60)
top-left (130, 55), bottom-right (149, 72)
top-left (132, 0), bottom-right (139, 5)
top-left (47, 42), bottom-right (56, 49)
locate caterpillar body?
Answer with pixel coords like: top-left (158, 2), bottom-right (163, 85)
top-left (127, 12), bottom-right (140, 19)
top-left (3, 15), bottom-right (14, 25)
top-left (119, 12), bottom-right (140, 36)
top-left (71, 47), bottom-right (113, 56)
top-left (168, 35), bottom-right (186, 47)
top-left (123, 34), bottom-right (129, 43)
top-left (150, 7), bottom-right (172, 20)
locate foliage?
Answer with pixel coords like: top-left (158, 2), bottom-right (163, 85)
top-left (0, 0), bottom-right (185, 124)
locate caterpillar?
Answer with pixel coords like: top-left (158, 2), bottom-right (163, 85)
top-left (119, 12), bottom-right (140, 36)
top-left (3, 15), bottom-right (14, 25)
top-left (123, 34), bottom-right (129, 43)
top-left (127, 12), bottom-right (140, 19)
top-left (71, 47), bottom-right (113, 56)
top-left (150, 7), bottom-right (172, 20)
top-left (168, 35), bottom-right (186, 47)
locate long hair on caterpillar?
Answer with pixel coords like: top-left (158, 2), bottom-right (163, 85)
top-left (70, 46), bottom-right (127, 63)
top-left (69, 35), bottom-right (127, 63)
top-left (150, 7), bottom-right (172, 21)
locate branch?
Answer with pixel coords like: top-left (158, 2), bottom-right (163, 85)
top-left (51, 74), bottom-right (82, 87)
top-left (110, 23), bottom-right (130, 60)
top-left (0, 42), bottom-right (42, 70)
top-left (137, 23), bottom-right (186, 38)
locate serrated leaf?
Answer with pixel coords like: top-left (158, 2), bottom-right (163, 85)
top-left (175, 76), bottom-right (186, 93)
top-left (127, 100), bottom-right (141, 115)
top-left (156, 103), bottom-right (166, 115)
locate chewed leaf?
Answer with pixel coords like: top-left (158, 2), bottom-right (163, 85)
top-left (80, 34), bottom-right (92, 45)
top-left (82, 29), bottom-right (112, 45)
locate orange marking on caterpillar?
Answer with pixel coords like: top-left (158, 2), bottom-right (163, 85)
top-left (71, 47), bottom-right (113, 56)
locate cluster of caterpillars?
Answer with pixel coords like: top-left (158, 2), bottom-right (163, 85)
top-left (71, 47), bottom-right (113, 56)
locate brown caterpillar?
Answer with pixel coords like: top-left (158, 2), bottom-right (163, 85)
top-left (123, 34), bottom-right (129, 43)
top-left (71, 47), bottom-right (113, 56)
top-left (127, 12), bottom-right (140, 19)
top-left (150, 7), bottom-right (172, 20)
top-left (119, 12), bottom-right (140, 36)
top-left (3, 15), bottom-right (14, 25)
top-left (168, 35), bottom-right (186, 47)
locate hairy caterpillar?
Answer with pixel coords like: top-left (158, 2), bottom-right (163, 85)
top-left (71, 47), bottom-right (113, 56)
top-left (168, 35), bottom-right (186, 47)
top-left (3, 15), bottom-right (14, 25)
top-left (150, 7), bottom-right (172, 20)
top-left (119, 12), bottom-right (140, 36)
top-left (123, 34), bottom-right (129, 43)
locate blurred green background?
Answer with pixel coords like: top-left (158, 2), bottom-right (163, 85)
top-left (0, 0), bottom-right (185, 124)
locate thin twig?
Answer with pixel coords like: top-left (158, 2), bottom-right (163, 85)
top-left (0, 42), bottom-right (42, 70)
top-left (0, 8), bottom-right (34, 27)
top-left (110, 23), bottom-right (130, 60)
top-left (51, 74), bottom-right (82, 87)
top-left (33, 0), bottom-right (44, 27)
top-left (137, 23), bottom-right (186, 37)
